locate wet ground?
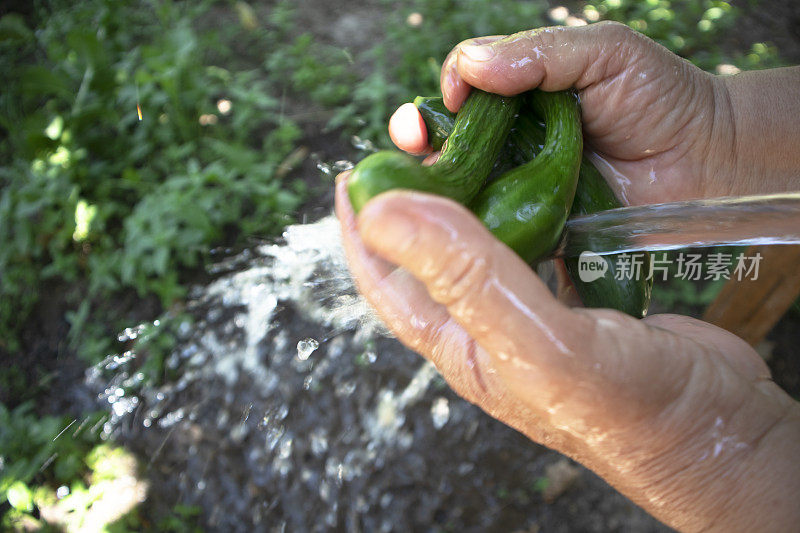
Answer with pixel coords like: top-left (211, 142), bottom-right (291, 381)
top-left (91, 217), bottom-right (669, 532)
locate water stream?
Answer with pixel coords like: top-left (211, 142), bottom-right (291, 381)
top-left (558, 192), bottom-right (800, 257)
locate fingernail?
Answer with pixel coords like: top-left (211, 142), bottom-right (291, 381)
top-left (460, 44), bottom-right (496, 62)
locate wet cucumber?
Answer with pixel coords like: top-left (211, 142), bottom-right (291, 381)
top-left (565, 161), bottom-right (652, 318)
top-left (412, 95), bottom-right (453, 151)
top-left (347, 90), bottom-right (519, 213)
top-left (471, 90), bottom-right (583, 263)
top-left (415, 95), bottom-right (652, 317)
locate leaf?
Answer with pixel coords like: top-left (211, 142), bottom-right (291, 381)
top-left (66, 29), bottom-right (107, 68)
top-left (0, 14), bottom-right (33, 43)
top-left (6, 481), bottom-right (34, 512)
top-left (19, 66), bottom-right (73, 100)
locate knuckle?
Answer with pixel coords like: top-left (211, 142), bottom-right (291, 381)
top-left (429, 245), bottom-right (491, 310)
top-left (525, 26), bottom-right (556, 49)
top-left (596, 20), bottom-right (632, 34)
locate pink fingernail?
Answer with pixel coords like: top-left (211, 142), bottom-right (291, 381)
top-left (460, 44), bottom-right (496, 62)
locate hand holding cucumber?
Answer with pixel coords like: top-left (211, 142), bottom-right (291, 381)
top-left (338, 22), bottom-right (800, 532)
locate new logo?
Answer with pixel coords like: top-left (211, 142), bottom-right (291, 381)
top-left (577, 251), bottom-right (608, 282)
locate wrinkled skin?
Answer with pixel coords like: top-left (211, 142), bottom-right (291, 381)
top-left (339, 22), bottom-right (800, 533)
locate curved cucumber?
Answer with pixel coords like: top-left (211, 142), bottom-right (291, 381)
top-left (506, 112), bottom-right (652, 317)
top-left (347, 90), bottom-right (519, 213)
top-left (471, 90), bottom-right (583, 264)
top-left (414, 95), bottom-right (652, 317)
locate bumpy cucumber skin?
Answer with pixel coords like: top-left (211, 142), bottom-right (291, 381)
top-left (471, 90), bottom-right (583, 264)
top-left (347, 90), bottom-right (519, 213)
top-left (413, 96), bottom-right (452, 151)
top-left (414, 95), bottom-right (652, 318)
top-left (413, 96), bottom-right (537, 178)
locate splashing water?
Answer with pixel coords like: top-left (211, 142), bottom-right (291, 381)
top-left (296, 338), bottom-right (320, 361)
top-left (86, 214), bottom-right (663, 531)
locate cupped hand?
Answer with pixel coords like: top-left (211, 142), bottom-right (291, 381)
top-left (335, 173), bottom-right (800, 532)
top-left (390, 22), bottom-right (746, 206)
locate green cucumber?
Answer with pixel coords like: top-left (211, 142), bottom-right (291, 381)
top-left (564, 162), bottom-right (652, 318)
top-left (347, 89), bottom-right (519, 213)
top-left (414, 94), bottom-right (537, 176)
top-left (471, 90), bottom-right (583, 264)
top-left (500, 112), bottom-right (652, 317)
top-left (412, 95), bottom-right (453, 151)
top-left (414, 95), bottom-right (652, 317)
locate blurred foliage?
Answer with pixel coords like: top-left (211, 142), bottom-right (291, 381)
top-left (0, 405), bottom-right (201, 531)
top-left (325, 0), bottom-right (785, 148)
top-left (330, 0), bottom-right (551, 145)
top-left (0, 403), bottom-right (104, 529)
top-left (583, 0), bottom-right (783, 71)
top-left (0, 405), bottom-right (106, 498)
top-left (0, 0), bottom-right (306, 357)
top-left (0, 1), bottom-right (309, 525)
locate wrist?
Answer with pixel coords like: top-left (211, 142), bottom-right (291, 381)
top-left (700, 75), bottom-right (741, 198)
top-left (591, 368), bottom-right (800, 532)
top-left (704, 400), bottom-right (800, 532)
top-left (716, 67), bottom-right (800, 196)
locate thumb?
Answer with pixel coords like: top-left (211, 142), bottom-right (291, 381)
top-left (444, 21), bottom-right (639, 107)
top-left (357, 191), bottom-right (597, 395)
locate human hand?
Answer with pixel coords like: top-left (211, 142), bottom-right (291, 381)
top-left (390, 22), bottom-right (800, 206)
top-left (335, 174), bottom-right (800, 532)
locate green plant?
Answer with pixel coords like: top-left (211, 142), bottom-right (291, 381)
top-left (0, 0), bottom-right (306, 359)
top-left (0, 404), bottom-right (106, 497)
top-left (0, 408), bottom-right (157, 532)
top-left (584, 0), bottom-right (784, 71)
top-left (0, 403), bottom-right (114, 531)
top-left (329, 0), bottom-right (551, 147)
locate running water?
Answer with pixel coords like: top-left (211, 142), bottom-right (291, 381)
top-left (557, 192), bottom-right (800, 257)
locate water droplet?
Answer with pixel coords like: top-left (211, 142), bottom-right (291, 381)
top-left (431, 397), bottom-right (450, 429)
top-left (332, 160), bottom-right (353, 172)
top-left (316, 162), bottom-right (333, 175)
top-left (351, 135), bottom-right (377, 153)
top-left (310, 429), bottom-right (329, 456)
top-left (296, 338), bottom-right (319, 361)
